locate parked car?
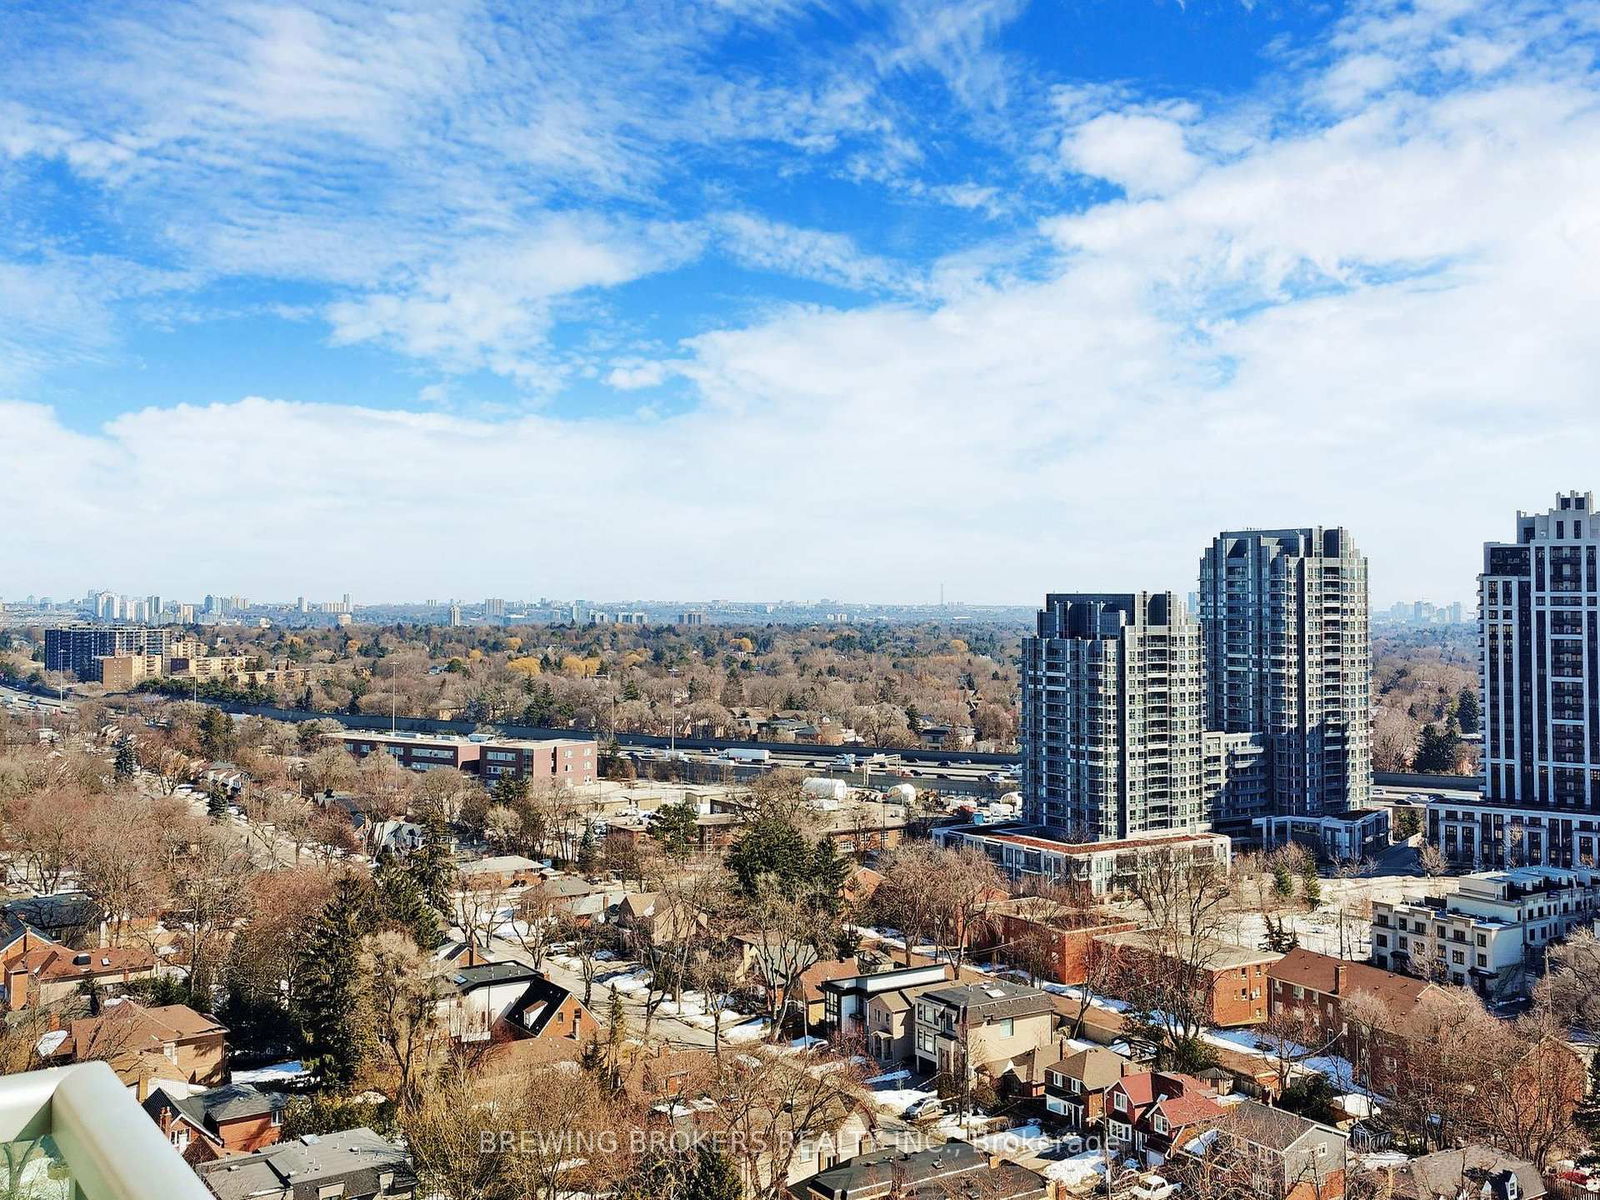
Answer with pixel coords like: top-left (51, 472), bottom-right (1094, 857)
top-left (902, 1097), bottom-right (944, 1120)
top-left (1130, 1175), bottom-right (1177, 1200)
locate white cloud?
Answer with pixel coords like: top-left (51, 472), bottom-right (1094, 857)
top-left (5, 0), bottom-right (1600, 604)
top-left (713, 213), bottom-right (920, 296)
top-left (1060, 111), bottom-right (1202, 198)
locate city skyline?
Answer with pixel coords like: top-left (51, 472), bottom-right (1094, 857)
top-left (4, 1), bottom-right (1600, 598)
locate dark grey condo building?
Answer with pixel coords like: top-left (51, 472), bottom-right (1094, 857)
top-left (43, 625), bottom-right (175, 677)
top-left (1020, 592), bottom-right (1208, 841)
top-left (1432, 492), bottom-right (1600, 867)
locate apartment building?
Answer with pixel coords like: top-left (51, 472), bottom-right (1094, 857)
top-left (1020, 592), bottom-right (1208, 840)
top-left (338, 731), bottom-right (483, 773)
top-left (977, 898), bottom-right (1137, 986)
top-left (45, 625), bottom-right (176, 677)
top-left (1092, 929), bottom-right (1278, 1026)
top-left (478, 737), bottom-right (597, 786)
top-left (932, 825), bottom-right (1231, 898)
top-left (912, 980), bottom-right (1056, 1092)
top-left (97, 653), bottom-right (167, 690)
top-left (1431, 492), bottom-right (1600, 868)
top-left (1198, 528), bottom-right (1371, 824)
top-left (1370, 866), bottom-right (1600, 995)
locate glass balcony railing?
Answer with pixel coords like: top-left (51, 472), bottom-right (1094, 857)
top-left (0, 1063), bottom-right (212, 1200)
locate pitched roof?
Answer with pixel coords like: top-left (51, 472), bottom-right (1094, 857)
top-left (1213, 1098), bottom-right (1325, 1151)
top-left (1151, 1092), bottom-right (1226, 1128)
top-left (502, 973), bottom-right (585, 1037)
top-left (1047, 1046), bottom-right (1126, 1090)
top-left (1267, 947), bottom-right (1436, 1013)
top-left (14, 942), bottom-right (157, 984)
top-left (1386, 1146), bottom-right (1544, 1200)
top-left (69, 1000), bottom-right (226, 1063)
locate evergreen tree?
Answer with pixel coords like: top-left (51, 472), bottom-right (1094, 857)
top-left (1261, 914), bottom-right (1299, 954)
top-left (682, 1146), bottom-right (743, 1200)
top-left (1299, 865), bottom-right (1323, 909)
top-left (293, 875), bottom-right (377, 1086)
top-left (1455, 685), bottom-right (1482, 736)
top-left (113, 739), bottom-right (136, 781)
top-left (1413, 721), bottom-right (1463, 773)
top-left (576, 825), bottom-right (599, 874)
top-left (198, 706), bottom-right (235, 759)
top-left (1270, 859), bottom-right (1295, 900)
top-left (651, 800), bottom-right (699, 859)
top-left (1576, 1053), bottom-right (1600, 1158)
top-left (406, 809), bottom-right (456, 913)
top-left (375, 852), bottom-right (441, 949)
top-left (726, 814), bottom-right (814, 898)
top-left (205, 784), bottom-right (229, 820)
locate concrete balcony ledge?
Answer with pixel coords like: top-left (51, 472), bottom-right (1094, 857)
top-left (0, 1062), bottom-right (212, 1200)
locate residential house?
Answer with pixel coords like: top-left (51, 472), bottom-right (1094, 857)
top-left (0, 920), bottom-right (158, 1011)
top-left (1043, 1043), bottom-right (1128, 1128)
top-left (1376, 1146), bottom-right (1543, 1200)
top-left (457, 854), bottom-right (544, 891)
top-left (818, 963), bottom-right (951, 1057)
top-left (195, 1127), bottom-right (415, 1200)
top-left (2, 893), bottom-right (99, 945)
top-left (912, 980), bottom-right (1057, 1097)
top-left (789, 1140), bottom-right (1047, 1200)
top-left (436, 960), bottom-right (546, 1043)
top-left (145, 1081), bottom-right (289, 1161)
top-left (794, 958), bottom-right (863, 1032)
top-left (500, 973), bottom-right (598, 1042)
top-left (57, 1000), bottom-right (228, 1094)
top-left (616, 892), bottom-right (707, 946)
top-left (1093, 929), bottom-right (1279, 1026)
top-left (529, 873), bottom-right (627, 921)
top-left (1104, 1071), bottom-right (1226, 1165)
top-left (1179, 1098), bottom-right (1347, 1200)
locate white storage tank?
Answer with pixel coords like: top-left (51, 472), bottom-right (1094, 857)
top-left (802, 777), bottom-right (849, 804)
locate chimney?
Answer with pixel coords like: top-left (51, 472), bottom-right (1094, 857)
top-left (6, 967), bottom-right (26, 1012)
top-left (1333, 964), bottom-right (1348, 995)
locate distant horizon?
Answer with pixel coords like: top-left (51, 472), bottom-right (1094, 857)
top-left (2, 588), bottom-right (1477, 617)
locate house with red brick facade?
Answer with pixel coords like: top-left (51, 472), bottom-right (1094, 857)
top-left (145, 1081), bottom-right (289, 1162)
top-left (1265, 948), bottom-right (1442, 1092)
top-left (1104, 1070), bottom-right (1227, 1164)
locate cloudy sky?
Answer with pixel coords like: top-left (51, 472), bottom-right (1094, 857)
top-left (2, 0), bottom-right (1597, 607)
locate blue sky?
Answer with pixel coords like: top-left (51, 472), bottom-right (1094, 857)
top-left (2, 0), bottom-right (1599, 604)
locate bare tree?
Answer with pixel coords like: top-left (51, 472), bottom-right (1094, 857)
top-left (360, 931), bottom-right (447, 1113)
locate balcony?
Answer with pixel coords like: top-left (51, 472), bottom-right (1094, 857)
top-left (0, 1063), bottom-right (211, 1200)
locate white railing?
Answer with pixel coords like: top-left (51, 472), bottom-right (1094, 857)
top-left (0, 1062), bottom-right (213, 1200)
